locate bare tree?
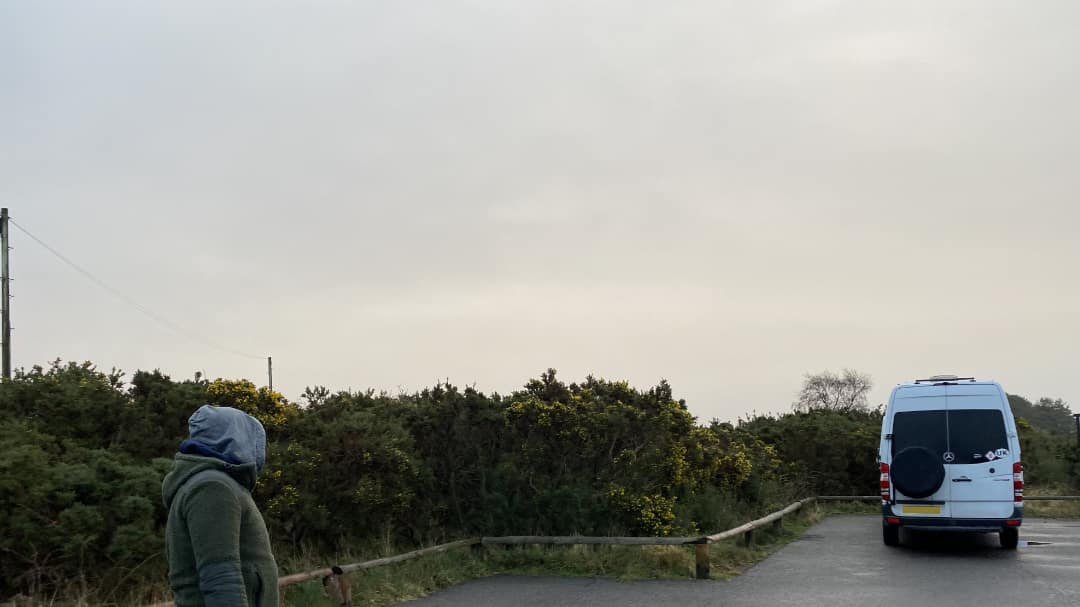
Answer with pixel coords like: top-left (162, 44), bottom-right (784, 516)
top-left (794, 369), bottom-right (873, 412)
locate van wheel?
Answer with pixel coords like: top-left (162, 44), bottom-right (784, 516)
top-left (1000, 527), bottom-right (1018, 549)
top-left (883, 524), bottom-right (900, 547)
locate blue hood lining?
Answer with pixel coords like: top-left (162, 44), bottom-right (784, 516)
top-left (179, 439), bottom-right (244, 465)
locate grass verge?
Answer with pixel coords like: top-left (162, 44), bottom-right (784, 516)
top-left (1025, 484), bottom-right (1080, 517)
top-left (281, 502), bottom-right (855, 607)
top-left (280, 548), bottom-right (497, 607)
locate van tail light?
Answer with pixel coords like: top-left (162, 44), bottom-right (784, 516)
top-left (1013, 461), bottom-right (1024, 504)
top-left (880, 462), bottom-right (891, 501)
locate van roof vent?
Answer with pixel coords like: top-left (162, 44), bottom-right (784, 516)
top-left (914, 374), bottom-right (976, 384)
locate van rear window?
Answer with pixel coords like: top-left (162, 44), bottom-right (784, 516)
top-left (892, 409), bottom-right (1008, 465)
top-left (948, 409), bottom-right (1008, 464)
top-left (892, 411), bottom-right (947, 459)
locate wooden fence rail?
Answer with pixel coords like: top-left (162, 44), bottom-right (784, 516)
top-left (275, 537), bottom-right (481, 587)
top-left (480, 535), bottom-right (702, 546)
top-left (704, 497), bottom-right (815, 543)
top-left (147, 493), bottom-right (1080, 604)
top-left (146, 538), bottom-right (481, 607)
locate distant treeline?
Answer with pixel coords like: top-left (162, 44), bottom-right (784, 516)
top-left (0, 361), bottom-right (1075, 601)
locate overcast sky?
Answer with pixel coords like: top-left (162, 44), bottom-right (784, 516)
top-left (3, 1), bottom-right (1078, 422)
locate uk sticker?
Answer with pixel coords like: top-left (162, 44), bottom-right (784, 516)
top-left (995, 448), bottom-right (1009, 459)
top-left (985, 450), bottom-right (997, 461)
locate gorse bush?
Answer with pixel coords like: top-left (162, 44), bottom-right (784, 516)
top-left (0, 409), bottom-right (171, 599)
top-left (0, 361), bottom-right (1074, 603)
top-left (738, 408), bottom-right (884, 496)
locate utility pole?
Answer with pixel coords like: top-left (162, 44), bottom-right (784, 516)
top-left (267, 356), bottom-right (273, 391)
top-left (1073, 413), bottom-right (1080, 448)
top-left (1, 208), bottom-right (10, 380)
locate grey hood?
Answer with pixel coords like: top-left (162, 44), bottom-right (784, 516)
top-left (180, 405), bottom-right (267, 471)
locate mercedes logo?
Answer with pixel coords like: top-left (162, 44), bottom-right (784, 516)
top-left (943, 452), bottom-right (956, 463)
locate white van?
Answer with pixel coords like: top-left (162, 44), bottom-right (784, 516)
top-left (879, 376), bottom-right (1023, 549)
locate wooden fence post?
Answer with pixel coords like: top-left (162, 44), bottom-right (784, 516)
top-left (743, 530), bottom-right (754, 547)
top-left (695, 543), bottom-right (710, 580)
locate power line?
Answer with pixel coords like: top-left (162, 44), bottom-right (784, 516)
top-left (10, 218), bottom-right (266, 361)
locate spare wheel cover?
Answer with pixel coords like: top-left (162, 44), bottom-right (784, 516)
top-left (891, 446), bottom-right (946, 499)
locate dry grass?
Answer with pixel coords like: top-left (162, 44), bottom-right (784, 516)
top-left (1024, 484), bottom-right (1080, 518)
top-left (280, 502), bottom-right (835, 606)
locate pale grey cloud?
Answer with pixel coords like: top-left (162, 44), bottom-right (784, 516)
top-left (3, 0), bottom-right (1078, 419)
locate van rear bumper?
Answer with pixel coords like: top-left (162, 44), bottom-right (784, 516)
top-left (882, 505), bottom-right (1022, 532)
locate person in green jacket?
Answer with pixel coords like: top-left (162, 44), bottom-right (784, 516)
top-left (162, 405), bottom-right (280, 607)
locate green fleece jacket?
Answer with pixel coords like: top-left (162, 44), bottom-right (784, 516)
top-left (162, 454), bottom-right (279, 607)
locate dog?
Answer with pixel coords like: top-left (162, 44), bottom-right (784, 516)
top-left (321, 565), bottom-right (353, 607)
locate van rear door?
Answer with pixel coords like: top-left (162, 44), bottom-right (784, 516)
top-left (946, 386), bottom-right (1014, 519)
top-left (891, 397), bottom-right (951, 518)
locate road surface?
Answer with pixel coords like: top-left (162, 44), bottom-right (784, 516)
top-left (405, 515), bottom-right (1080, 606)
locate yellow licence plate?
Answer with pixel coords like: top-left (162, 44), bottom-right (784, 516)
top-left (903, 505), bottom-right (942, 514)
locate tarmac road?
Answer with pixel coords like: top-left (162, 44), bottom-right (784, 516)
top-left (404, 516), bottom-right (1080, 606)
